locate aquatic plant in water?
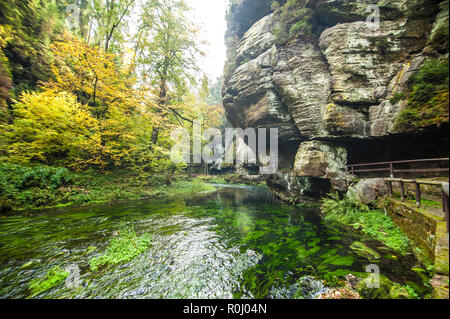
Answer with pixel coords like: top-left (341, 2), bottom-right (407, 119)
top-left (28, 266), bottom-right (69, 298)
top-left (89, 226), bottom-right (152, 271)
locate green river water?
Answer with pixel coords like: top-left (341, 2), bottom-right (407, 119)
top-left (0, 184), bottom-right (429, 299)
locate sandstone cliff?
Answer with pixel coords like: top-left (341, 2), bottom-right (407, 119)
top-left (223, 0), bottom-right (449, 199)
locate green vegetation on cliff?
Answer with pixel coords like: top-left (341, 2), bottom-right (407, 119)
top-left (395, 58), bottom-right (449, 132)
top-left (271, 0), bottom-right (314, 45)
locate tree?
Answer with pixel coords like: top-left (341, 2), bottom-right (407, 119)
top-left (0, 90), bottom-right (97, 166)
top-left (77, 0), bottom-right (135, 55)
top-left (0, 0), bottom-right (65, 95)
top-left (136, 0), bottom-right (204, 144)
top-left (44, 33), bottom-right (137, 120)
top-left (199, 74), bottom-right (210, 102)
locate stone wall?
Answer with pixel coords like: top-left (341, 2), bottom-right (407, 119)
top-left (384, 198), bottom-right (441, 262)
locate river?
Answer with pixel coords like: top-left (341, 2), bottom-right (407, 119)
top-left (0, 184), bottom-right (429, 299)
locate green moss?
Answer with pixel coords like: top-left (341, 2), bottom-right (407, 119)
top-left (272, 0), bottom-right (314, 45)
top-left (394, 58), bottom-right (449, 132)
top-left (389, 91), bottom-right (407, 104)
top-left (321, 192), bottom-right (411, 254)
top-left (89, 226), bottom-right (152, 271)
top-left (28, 266), bottom-right (69, 298)
top-left (389, 283), bottom-right (418, 299)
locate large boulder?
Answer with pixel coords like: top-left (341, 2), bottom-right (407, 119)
top-left (354, 178), bottom-right (389, 205)
top-left (319, 19), bottom-right (430, 107)
top-left (294, 141), bottom-right (350, 191)
top-left (272, 39), bottom-right (331, 139)
top-left (223, 41), bottom-right (302, 143)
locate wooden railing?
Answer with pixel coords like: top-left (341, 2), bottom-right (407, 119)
top-left (348, 158), bottom-right (449, 177)
top-left (385, 178), bottom-right (449, 233)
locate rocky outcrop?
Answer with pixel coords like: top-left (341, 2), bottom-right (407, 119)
top-left (223, 0), bottom-right (448, 200)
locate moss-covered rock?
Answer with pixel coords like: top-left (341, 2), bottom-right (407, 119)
top-left (389, 283), bottom-right (417, 299)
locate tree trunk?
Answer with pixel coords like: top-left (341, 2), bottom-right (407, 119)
top-left (151, 127), bottom-right (159, 144)
top-left (151, 78), bottom-right (167, 145)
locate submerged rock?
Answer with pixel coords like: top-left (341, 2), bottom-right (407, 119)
top-left (294, 276), bottom-right (328, 299)
top-left (350, 241), bottom-right (382, 261)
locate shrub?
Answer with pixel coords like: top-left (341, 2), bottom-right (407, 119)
top-left (0, 163), bottom-right (73, 208)
top-left (0, 89), bottom-right (97, 166)
top-left (0, 163), bottom-right (72, 191)
top-left (320, 191), bottom-right (370, 225)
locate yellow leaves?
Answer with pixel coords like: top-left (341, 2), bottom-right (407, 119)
top-left (0, 25), bottom-right (13, 48)
top-left (1, 89), bottom-right (98, 166)
top-left (44, 33), bottom-right (136, 118)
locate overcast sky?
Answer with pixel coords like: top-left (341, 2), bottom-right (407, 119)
top-left (186, 0), bottom-right (228, 81)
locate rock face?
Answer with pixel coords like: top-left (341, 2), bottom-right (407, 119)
top-left (223, 0), bottom-right (448, 200)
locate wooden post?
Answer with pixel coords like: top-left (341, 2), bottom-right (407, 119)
top-left (400, 181), bottom-right (405, 201)
top-left (351, 166), bottom-right (354, 175)
top-left (443, 189), bottom-right (449, 234)
top-left (415, 182), bottom-right (421, 208)
top-left (388, 180), bottom-right (393, 196)
top-left (389, 163), bottom-right (394, 178)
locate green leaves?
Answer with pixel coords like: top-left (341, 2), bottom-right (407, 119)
top-left (394, 58), bottom-right (449, 131)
